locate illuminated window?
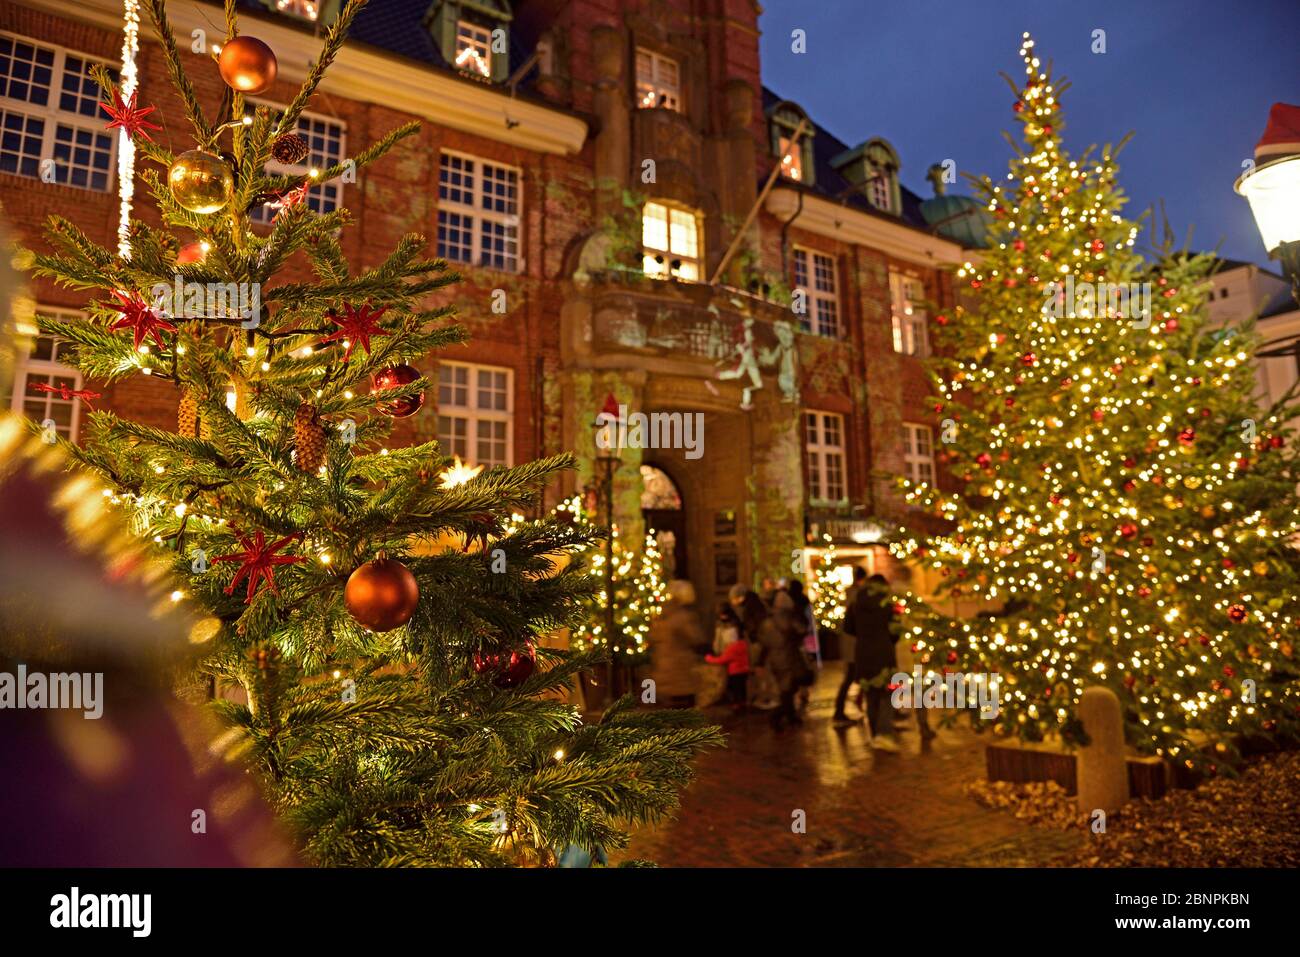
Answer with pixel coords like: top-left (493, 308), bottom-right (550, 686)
top-left (7, 310), bottom-right (84, 441)
top-left (437, 151), bottom-right (520, 272)
top-left (635, 48), bottom-right (680, 111)
top-left (437, 361), bottom-right (512, 468)
top-left (805, 411), bottom-right (846, 503)
top-left (0, 33), bottom-right (116, 191)
top-left (890, 272), bottom-right (928, 356)
top-left (641, 201), bottom-right (700, 281)
top-left (779, 134), bottom-right (803, 181)
top-left (902, 423), bottom-right (935, 485)
top-left (455, 20), bottom-right (493, 77)
top-left (275, 0), bottom-right (320, 20)
top-left (791, 247), bottom-right (838, 336)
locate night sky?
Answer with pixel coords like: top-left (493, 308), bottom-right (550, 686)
top-left (759, 0), bottom-right (1300, 266)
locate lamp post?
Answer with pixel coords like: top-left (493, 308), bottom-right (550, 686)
top-left (1235, 102), bottom-right (1300, 305)
top-left (593, 394), bottom-right (622, 696)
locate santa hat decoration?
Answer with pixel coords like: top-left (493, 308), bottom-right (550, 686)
top-left (594, 392), bottom-right (622, 428)
top-left (1255, 102), bottom-right (1300, 162)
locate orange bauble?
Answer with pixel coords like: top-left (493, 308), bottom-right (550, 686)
top-left (177, 241), bottom-right (207, 265)
top-left (344, 555), bottom-right (419, 632)
top-left (218, 36), bottom-right (278, 95)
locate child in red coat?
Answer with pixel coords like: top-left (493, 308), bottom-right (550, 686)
top-left (706, 632), bottom-right (751, 711)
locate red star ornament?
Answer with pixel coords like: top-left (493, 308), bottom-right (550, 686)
top-left (101, 89), bottom-right (162, 141)
top-left (107, 289), bottom-right (177, 351)
top-left (319, 302), bottom-right (390, 362)
top-left (212, 529), bottom-right (305, 603)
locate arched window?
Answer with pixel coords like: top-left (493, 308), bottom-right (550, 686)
top-left (641, 201), bottom-right (702, 282)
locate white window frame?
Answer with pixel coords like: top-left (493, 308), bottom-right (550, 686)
top-left (250, 100), bottom-right (346, 222)
top-left (9, 308), bottom-right (85, 441)
top-left (641, 200), bottom-right (701, 282)
top-left (436, 360), bottom-right (514, 468)
top-left (454, 19), bottom-right (493, 78)
top-left (890, 272), bottom-right (929, 356)
top-left (0, 31), bottom-right (117, 192)
top-left (804, 410), bottom-right (847, 504)
top-left (902, 422), bottom-right (935, 486)
top-left (436, 150), bottom-right (522, 273)
top-left (635, 48), bottom-right (681, 112)
top-left (791, 246), bottom-right (839, 337)
top-left (867, 172), bottom-right (892, 211)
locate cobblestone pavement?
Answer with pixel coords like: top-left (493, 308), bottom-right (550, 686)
top-left (618, 662), bottom-right (1084, 867)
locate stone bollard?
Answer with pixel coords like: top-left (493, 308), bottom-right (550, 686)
top-left (1076, 685), bottom-right (1129, 816)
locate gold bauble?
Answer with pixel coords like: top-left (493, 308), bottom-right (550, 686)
top-left (1253, 561), bottom-right (1269, 576)
top-left (1199, 504), bottom-right (1215, 519)
top-left (168, 149), bottom-right (233, 213)
top-left (218, 36), bottom-right (278, 94)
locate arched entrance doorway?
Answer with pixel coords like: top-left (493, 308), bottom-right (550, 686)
top-left (640, 464), bottom-right (687, 579)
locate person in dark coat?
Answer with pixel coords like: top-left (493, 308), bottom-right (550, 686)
top-left (842, 574), bottom-right (900, 751)
top-left (832, 565), bottom-right (868, 726)
top-left (757, 591), bottom-right (810, 730)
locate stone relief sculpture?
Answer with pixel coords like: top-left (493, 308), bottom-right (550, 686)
top-left (761, 319), bottom-right (798, 403)
top-left (717, 316), bottom-right (764, 410)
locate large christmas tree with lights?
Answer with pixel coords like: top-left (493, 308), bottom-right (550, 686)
top-left (20, 0), bottom-right (719, 865)
top-left (895, 35), bottom-right (1300, 768)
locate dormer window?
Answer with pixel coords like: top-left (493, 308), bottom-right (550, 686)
top-left (426, 0), bottom-right (512, 83)
top-left (455, 20), bottom-right (493, 77)
top-left (635, 48), bottom-right (680, 111)
top-left (768, 102), bottom-right (813, 186)
top-left (273, 0), bottom-right (320, 20)
top-left (867, 172), bottom-right (890, 210)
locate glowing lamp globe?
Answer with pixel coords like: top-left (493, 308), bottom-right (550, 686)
top-left (1235, 155), bottom-right (1300, 255)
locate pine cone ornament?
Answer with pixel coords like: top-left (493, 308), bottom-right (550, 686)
top-left (294, 402), bottom-right (327, 473)
top-left (272, 132), bottom-right (309, 165)
top-left (178, 389), bottom-right (198, 437)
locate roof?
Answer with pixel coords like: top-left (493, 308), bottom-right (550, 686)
top-left (761, 86), bottom-right (929, 231)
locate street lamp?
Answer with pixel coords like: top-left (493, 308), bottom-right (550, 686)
top-left (1235, 102), bottom-right (1300, 303)
top-left (592, 393), bottom-right (622, 694)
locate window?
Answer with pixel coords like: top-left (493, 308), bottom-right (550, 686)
top-left (437, 152), bottom-right (520, 272)
top-left (251, 104), bottom-right (345, 222)
top-left (779, 134), bottom-right (803, 181)
top-left (454, 20), bottom-right (493, 77)
top-left (890, 272), bottom-right (928, 356)
top-left (791, 247), bottom-right (839, 336)
top-left (804, 411), bottom-right (846, 503)
top-left (641, 201), bottom-right (700, 282)
top-left (8, 310), bottom-right (84, 441)
top-left (867, 172), bottom-right (891, 211)
top-left (635, 48), bottom-right (680, 111)
top-left (273, 0), bottom-right (320, 20)
top-left (0, 34), bottom-right (116, 191)
top-left (902, 423), bottom-right (935, 485)
top-left (437, 361), bottom-right (513, 468)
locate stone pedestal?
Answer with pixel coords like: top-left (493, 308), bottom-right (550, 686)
top-left (1076, 685), bottom-right (1129, 815)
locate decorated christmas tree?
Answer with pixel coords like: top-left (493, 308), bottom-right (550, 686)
top-left (20, 0), bottom-right (719, 866)
top-left (894, 34), bottom-right (1300, 768)
top-left (810, 534), bottom-right (848, 633)
top-left (557, 496), bottom-right (667, 663)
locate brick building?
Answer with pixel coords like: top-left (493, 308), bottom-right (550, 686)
top-left (2, 0), bottom-right (977, 606)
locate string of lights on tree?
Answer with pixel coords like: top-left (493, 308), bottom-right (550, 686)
top-left (891, 34), bottom-right (1300, 770)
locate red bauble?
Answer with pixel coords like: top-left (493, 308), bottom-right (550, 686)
top-left (345, 555), bottom-right (420, 632)
top-left (1178, 428), bottom-right (1196, 446)
top-left (218, 36), bottom-right (278, 94)
top-left (177, 241), bottom-right (207, 265)
top-left (474, 640), bottom-right (536, 688)
top-left (1227, 604), bottom-right (1248, 624)
top-left (1163, 318), bottom-right (1179, 332)
top-left (371, 364), bottom-right (425, 418)
top-left (1118, 522), bottom-right (1138, 539)
top-left (1021, 352), bottom-right (1037, 367)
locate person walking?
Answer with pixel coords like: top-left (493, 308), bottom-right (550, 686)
top-left (648, 579), bottom-right (707, 708)
top-left (786, 578), bottom-right (818, 712)
top-left (832, 565), bottom-right (868, 727)
top-left (757, 590), bottom-right (812, 730)
top-left (706, 606), bottom-right (751, 712)
top-left (843, 574), bottom-right (901, 751)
